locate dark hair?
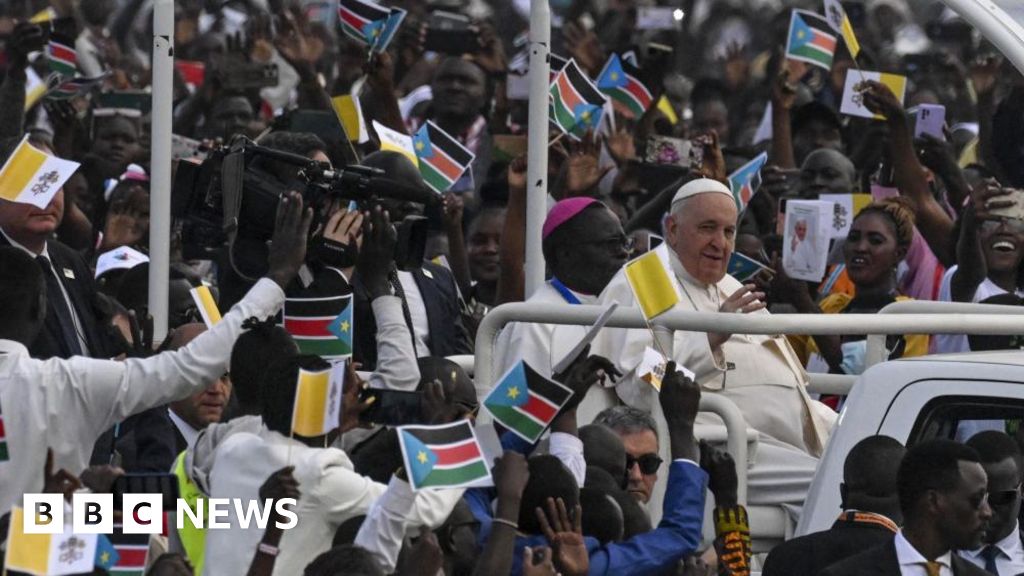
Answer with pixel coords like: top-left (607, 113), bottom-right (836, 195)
top-left (416, 357), bottom-right (477, 412)
top-left (580, 424), bottom-right (627, 485)
top-left (333, 515), bottom-right (367, 547)
top-left (593, 406), bottom-right (659, 439)
top-left (350, 428), bottom-right (403, 484)
top-left (610, 489), bottom-right (652, 538)
top-left (258, 131), bottom-right (327, 158)
top-left (843, 435), bottom-right (906, 497)
top-left (260, 354), bottom-right (331, 435)
top-left (0, 247), bottom-right (44, 334)
top-left (855, 197), bottom-right (916, 248)
top-left (303, 544), bottom-right (384, 576)
top-left (897, 439), bottom-right (982, 518)
top-left (231, 317), bottom-right (299, 411)
top-left (580, 488), bottom-right (624, 544)
top-left (966, 430), bottom-right (1023, 475)
top-left (584, 466), bottom-right (622, 492)
top-left (518, 455), bottom-right (580, 535)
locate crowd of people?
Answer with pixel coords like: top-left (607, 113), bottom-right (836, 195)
top-left (1, 0), bottom-right (1024, 574)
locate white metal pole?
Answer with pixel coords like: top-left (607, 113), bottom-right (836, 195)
top-left (524, 0), bottom-right (551, 298)
top-left (149, 0), bottom-right (174, 343)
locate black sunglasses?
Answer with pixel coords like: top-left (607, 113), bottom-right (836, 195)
top-left (626, 453), bottom-right (663, 476)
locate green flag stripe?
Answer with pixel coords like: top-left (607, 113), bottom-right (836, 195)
top-left (0, 442), bottom-right (7, 461)
top-left (296, 338), bottom-right (352, 357)
top-left (551, 91), bottom-right (577, 133)
top-left (487, 404), bottom-right (546, 441)
top-left (420, 161), bottom-right (455, 193)
top-left (609, 88), bottom-right (645, 116)
top-left (790, 46), bottom-right (832, 67)
top-left (420, 459), bottom-right (489, 487)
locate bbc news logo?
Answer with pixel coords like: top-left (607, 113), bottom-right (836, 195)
top-left (22, 494), bottom-right (298, 534)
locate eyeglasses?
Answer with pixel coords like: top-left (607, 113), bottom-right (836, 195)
top-left (626, 453), bottom-right (663, 475)
top-left (988, 486), bottom-right (1021, 507)
top-left (587, 235), bottom-right (635, 253)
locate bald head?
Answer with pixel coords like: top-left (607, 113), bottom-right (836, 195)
top-left (842, 435), bottom-right (906, 522)
top-left (798, 149), bottom-right (856, 199)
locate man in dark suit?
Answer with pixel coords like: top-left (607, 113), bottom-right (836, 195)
top-left (821, 439), bottom-right (993, 576)
top-left (0, 137), bottom-right (111, 359)
top-left (959, 431), bottom-right (1024, 575)
top-left (762, 435), bottom-right (906, 576)
top-left (352, 151), bottom-right (471, 369)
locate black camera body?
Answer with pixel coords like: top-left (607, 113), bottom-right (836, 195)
top-left (172, 137), bottom-right (438, 277)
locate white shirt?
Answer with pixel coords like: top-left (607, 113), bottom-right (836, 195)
top-left (202, 429), bottom-right (462, 576)
top-left (960, 522), bottom-right (1024, 575)
top-left (895, 531), bottom-right (953, 576)
top-left (0, 278), bottom-right (285, 514)
top-left (1, 228), bottom-right (90, 356)
top-left (932, 265), bottom-right (1024, 354)
top-left (167, 408), bottom-right (200, 450)
top-left (397, 270), bottom-right (432, 357)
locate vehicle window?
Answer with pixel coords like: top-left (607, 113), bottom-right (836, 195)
top-left (907, 395), bottom-right (1024, 446)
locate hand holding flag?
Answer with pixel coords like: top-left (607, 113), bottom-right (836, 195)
top-left (484, 360), bottom-right (575, 443)
top-left (785, 9), bottom-right (838, 71)
top-left (823, 0), bottom-right (861, 58)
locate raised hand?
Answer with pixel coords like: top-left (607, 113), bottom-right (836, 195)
top-left (43, 448), bottom-right (84, 502)
top-left (563, 131), bottom-right (613, 197)
top-left (267, 192), bottom-right (314, 289)
top-left (355, 206), bottom-right (397, 298)
top-left (492, 451), bottom-right (530, 503)
top-left (536, 497), bottom-right (588, 576)
top-left (523, 547), bottom-right (559, 576)
top-left (858, 80), bottom-right (904, 121)
top-left (700, 440), bottom-right (738, 507)
top-left (605, 126), bottom-right (637, 167)
top-left (563, 21), bottom-right (604, 77)
top-left (274, 6), bottom-right (325, 75)
top-left (553, 349), bottom-right (622, 412)
top-left (258, 466), bottom-right (301, 503)
top-left (659, 361), bottom-right (701, 461)
top-left (341, 361), bottom-right (373, 433)
top-left (508, 156), bottom-right (528, 194)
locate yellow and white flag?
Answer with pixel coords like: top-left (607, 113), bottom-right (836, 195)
top-left (190, 284), bottom-right (222, 328)
top-left (291, 363), bottom-right (346, 437)
top-left (25, 67), bottom-right (46, 111)
top-left (824, 0), bottom-right (860, 58)
top-left (332, 94), bottom-right (369, 144)
top-left (0, 136), bottom-right (81, 209)
top-left (624, 250), bottom-right (679, 320)
top-left (839, 70), bottom-right (907, 120)
top-left (372, 120), bottom-right (418, 167)
top-left (4, 507), bottom-right (98, 576)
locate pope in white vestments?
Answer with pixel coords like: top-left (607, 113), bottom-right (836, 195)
top-left (596, 179), bottom-right (837, 519)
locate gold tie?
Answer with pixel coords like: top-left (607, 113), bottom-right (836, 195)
top-left (923, 561), bottom-right (942, 576)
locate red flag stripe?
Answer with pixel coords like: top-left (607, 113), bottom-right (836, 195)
top-left (429, 439), bottom-right (483, 466)
top-left (622, 78), bottom-right (653, 108)
top-left (283, 317), bottom-right (334, 337)
top-left (423, 145), bottom-right (464, 181)
top-left (810, 32), bottom-right (837, 52)
top-left (520, 392), bottom-right (559, 424)
top-left (556, 73), bottom-right (584, 114)
top-left (339, 7), bottom-right (370, 32)
top-left (0, 418), bottom-right (5, 437)
top-left (48, 43), bottom-right (75, 62)
top-left (114, 546), bottom-right (148, 568)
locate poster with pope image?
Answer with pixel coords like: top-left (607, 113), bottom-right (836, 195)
top-left (783, 200), bottom-right (831, 282)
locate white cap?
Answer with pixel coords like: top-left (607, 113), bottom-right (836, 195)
top-left (671, 178), bottom-right (733, 209)
top-left (95, 245), bottom-right (149, 279)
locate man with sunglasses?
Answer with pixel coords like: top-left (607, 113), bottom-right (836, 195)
top-left (959, 431), bottom-right (1024, 575)
top-left (594, 406), bottom-right (661, 504)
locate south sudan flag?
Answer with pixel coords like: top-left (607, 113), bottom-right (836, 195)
top-left (110, 525), bottom-right (148, 576)
top-left (484, 360), bottom-right (574, 443)
top-left (46, 75), bottom-right (106, 101)
top-left (283, 294), bottom-right (354, 360)
top-left (596, 53), bottom-right (653, 118)
top-left (338, 0), bottom-right (390, 46)
top-left (785, 9), bottom-right (838, 70)
top-left (398, 421), bottom-right (491, 490)
top-left (549, 58), bottom-right (606, 139)
top-left (413, 121), bottom-right (475, 194)
top-left (46, 34), bottom-right (76, 77)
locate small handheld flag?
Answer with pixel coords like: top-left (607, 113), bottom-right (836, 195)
top-left (728, 152), bottom-right (769, 211)
top-left (413, 121), bottom-right (476, 194)
top-left (5, 507), bottom-right (99, 576)
top-left (291, 364), bottom-right (344, 437)
top-left (624, 250), bottom-right (679, 320)
top-left (45, 74), bottom-right (107, 101)
top-left (637, 346), bottom-right (667, 391)
top-left (596, 54), bottom-right (653, 119)
top-left (47, 34), bottom-right (77, 77)
top-left (338, 0), bottom-right (404, 53)
top-left (823, 0), bottom-right (860, 58)
top-left (398, 420), bottom-right (491, 490)
top-left (94, 534), bottom-right (119, 571)
top-left (109, 524), bottom-right (149, 576)
top-left (0, 135), bottom-right (81, 209)
top-left (727, 252), bottom-right (772, 283)
top-left (785, 9), bottom-right (838, 71)
top-left (332, 94), bottom-right (369, 143)
top-left (283, 295), bottom-right (354, 360)
top-left (484, 360), bottom-right (575, 443)
top-left (550, 59), bottom-right (607, 139)
top-left (190, 285), bottom-right (221, 328)
top-left (372, 120), bottom-right (419, 167)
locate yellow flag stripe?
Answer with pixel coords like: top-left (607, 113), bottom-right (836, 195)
top-left (624, 251), bottom-right (679, 320)
top-left (841, 18), bottom-right (860, 58)
top-left (0, 138), bottom-right (48, 202)
top-left (5, 507), bottom-right (52, 573)
top-left (191, 286), bottom-right (221, 328)
top-left (332, 95), bottom-right (363, 143)
top-left (292, 368), bottom-right (332, 437)
top-left (656, 95), bottom-right (678, 126)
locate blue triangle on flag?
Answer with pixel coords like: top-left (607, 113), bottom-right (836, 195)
top-left (402, 430), bottom-right (439, 487)
top-left (487, 362), bottom-right (530, 409)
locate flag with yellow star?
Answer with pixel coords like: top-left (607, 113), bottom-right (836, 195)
top-left (785, 9), bottom-right (838, 70)
top-left (284, 294), bottom-right (354, 360)
top-left (596, 53), bottom-right (653, 119)
top-left (550, 59), bottom-right (607, 140)
top-left (94, 534), bottom-right (119, 571)
top-left (412, 120), bottom-right (475, 194)
top-left (338, 0), bottom-right (390, 47)
top-left (483, 360), bottom-right (574, 443)
top-left (398, 421), bottom-right (491, 490)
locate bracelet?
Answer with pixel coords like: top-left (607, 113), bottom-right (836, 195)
top-left (492, 517), bottom-right (518, 530)
top-left (258, 543), bottom-right (279, 557)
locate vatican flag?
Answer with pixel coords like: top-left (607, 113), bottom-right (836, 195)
top-left (291, 363), bottom-right (346, 437)
top-left (0, 136), bottom-right (81, 209)
top-left (624, 250), bottom-right (679, 320)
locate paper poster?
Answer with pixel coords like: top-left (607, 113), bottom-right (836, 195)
top-left (782, 200), bottom-right (831, 282)
top-left (839, 70), bottom-right (907, 120)
top-left (819, 193), bottom-right (872, 238)
top-left (912, 103), bottom-right (946, 140)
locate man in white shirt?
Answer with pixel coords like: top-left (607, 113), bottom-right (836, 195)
top-left (821, 439), bottom-right (992, 576)
top-left (0, 191), bottom-right (312, 515)
top-left (960, 431), bottom-right (1024, 575)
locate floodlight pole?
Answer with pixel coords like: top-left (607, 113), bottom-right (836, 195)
top-left (524, 0), bottom-right (551, 298)
top-left (149, 0), bottom-right (174, 342)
